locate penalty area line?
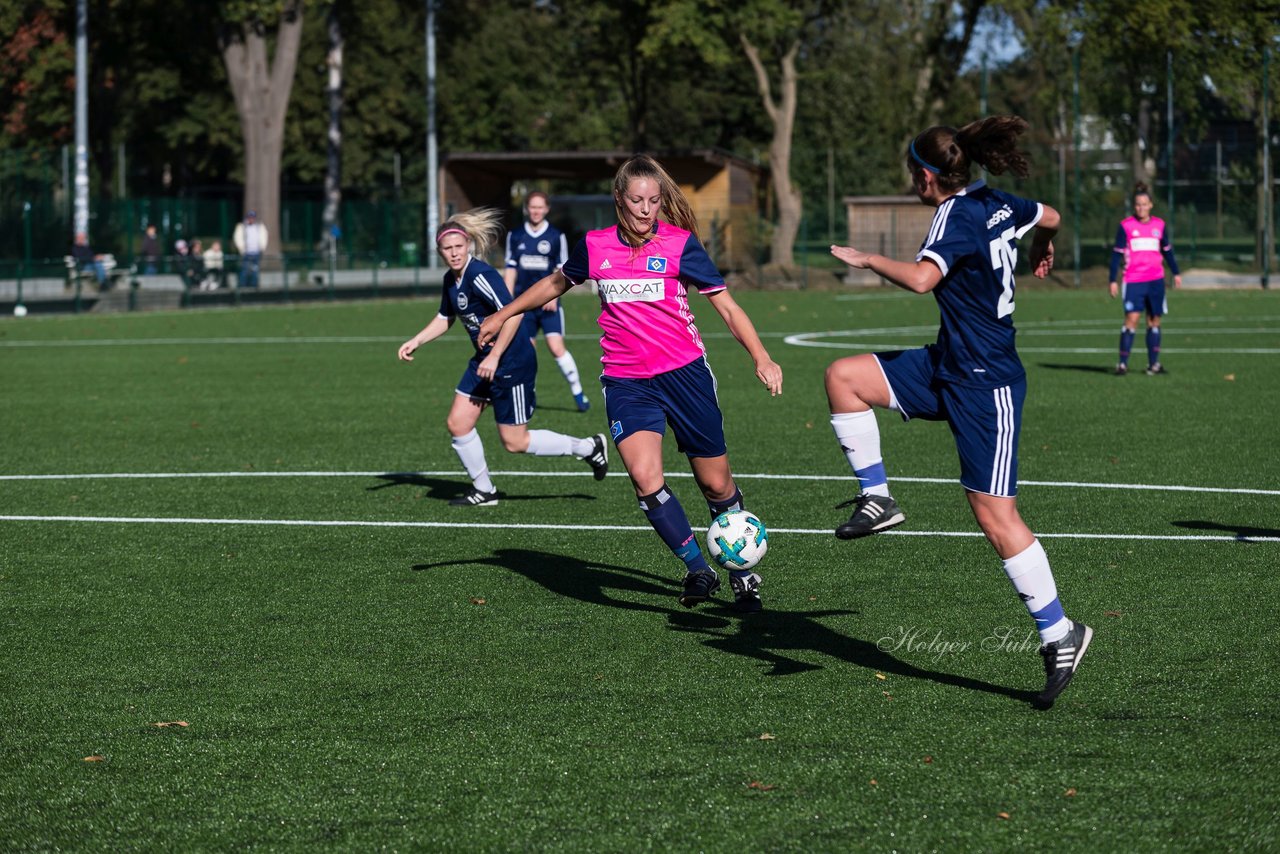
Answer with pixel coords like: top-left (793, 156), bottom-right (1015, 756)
top-left (1, 514), bottom-right (1277, 543)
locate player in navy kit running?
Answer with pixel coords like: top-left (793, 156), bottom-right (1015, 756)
top-left (825, 116), bottom-right (1091, 709)
top-left (398, 208), bottom-right (609, 507)
top-left (504, 192), bottom-right (590, 411)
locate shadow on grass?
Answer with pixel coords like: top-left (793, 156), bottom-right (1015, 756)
top-left (414, 548), bottom-right (1034, 703)
top-left (1172, 520), bottom-right (1280, 541)
top-left (369, 472), bottom-right (596, 503)
top-left (1036, 362), bottom-right (1115, 374)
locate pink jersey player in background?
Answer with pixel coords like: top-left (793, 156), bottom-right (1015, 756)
top-left (478, 155), bottom-right (783, 614)
top-left (1109, 182), bottom-right (1182, 375)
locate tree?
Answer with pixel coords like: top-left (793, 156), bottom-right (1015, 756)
top-left (219, 0), bottom-right (307, 252)
top-left (1193, 1), bottom-right (1280, 273)
top-left (645, 0), bottom-right (839, 270)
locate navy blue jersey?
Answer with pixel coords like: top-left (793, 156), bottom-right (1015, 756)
top-left (439, 257), bottom-right (537, 376)
top-left (915, 180), bottom-right (1043, 387)
top-left (505, 221), bottom-right (569, 296)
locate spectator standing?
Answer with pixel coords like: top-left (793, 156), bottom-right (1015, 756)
top-left (233, 210), bottom-right (268, 288)
top-left (140, 225), bottom-right (161, 275)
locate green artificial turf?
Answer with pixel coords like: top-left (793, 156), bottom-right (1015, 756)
top-left (1, 287), bottom-right (1278, 851)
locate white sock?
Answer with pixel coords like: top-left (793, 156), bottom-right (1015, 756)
top-left (1002, 539), bottom-right (1069, 643)
top-left (526, 429), bottom-right (584, 457)
top-left (830, 410), bottom-right (889, 497)
top-left (451, 429), bottom-right (494, 493)
top-left (555, 351), bottom-right (584, 395)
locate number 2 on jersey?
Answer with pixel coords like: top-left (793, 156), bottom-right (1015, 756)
top-left (989, 226), bottom-right (1017, 318)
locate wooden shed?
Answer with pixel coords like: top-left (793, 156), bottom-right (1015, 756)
top-left (442, 150), bottom-right (764, 271)
top-left (842, 195), bottom-right (934, 284)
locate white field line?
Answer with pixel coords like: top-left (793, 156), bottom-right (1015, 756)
top-left (1, 514), bottom-right (1276, 543)
top-left (2, 312), bottom-right (1278, 350)
top-left (3, 469), bottom-right (1278, 496)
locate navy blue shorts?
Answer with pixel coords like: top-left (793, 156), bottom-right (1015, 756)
top-left (456, 360), bottom-right (535, 426)
top-left (1121, 278), bottom-right (1167, 316)
top-left (876, 348), bottom-right (1025, 497)
top-left (520, 305), bottom-right (566, 339)
top-left (601, 356), bottom-right (726, 458)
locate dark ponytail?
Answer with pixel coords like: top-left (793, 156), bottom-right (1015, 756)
top-left (908, 115), bottom-right (1032, 192)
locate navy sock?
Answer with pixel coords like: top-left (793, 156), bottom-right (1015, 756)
top-left (1146, 327), bottom-right (1161, 365)
top-left (638, 484), bottom-right (709, 573)
top-left (707, 486), bottom-right (744, 519)
top-left (1119, 328), bottom-right (1135, 364)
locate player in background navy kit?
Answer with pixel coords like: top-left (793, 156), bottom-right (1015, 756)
top-left (398, 208), bottom-right (609, 507)
top-left (504, 192), bottom-right (591, 412)
top-left (825, 116), bottom-right (1091, 709)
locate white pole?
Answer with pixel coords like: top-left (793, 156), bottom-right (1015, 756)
top-left (425, 0), bottom-right (439, 265)
top-left (73, 0), bottom-right (89, 237)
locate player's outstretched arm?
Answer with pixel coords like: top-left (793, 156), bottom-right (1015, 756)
top-left (830, 244), bottom-right (943, 293)
top-left (705, 289), bottom-right (782, 396)
top-left (398, 314), bottom-right (452, 361)
top-left (477, 270), bottom-right (570, 347)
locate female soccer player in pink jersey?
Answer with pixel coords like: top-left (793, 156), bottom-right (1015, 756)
top-left (1109, 182), bottom-right (1181, 375)
top-left (478, 155), bottom-right (782, 613)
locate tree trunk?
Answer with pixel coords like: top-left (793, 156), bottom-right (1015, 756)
top-left (741, 34), bottom-right (801, 270)
top-left (221, 2), bottom-right (304, 261)
top-left (1133, 94), bottom-right (1152, 187)
top-left (322, 6), bottom-right (343, 248)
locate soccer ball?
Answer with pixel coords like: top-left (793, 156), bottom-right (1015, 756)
top-left (706, 510), bottom-right (768, 571)
top-left (13, 304), bottom-right (27, 317)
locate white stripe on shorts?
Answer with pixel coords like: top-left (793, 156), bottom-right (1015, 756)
top-left (990, 385), bottom-right (1015, 496)
top-left (512, 382), bottom-right (529, 425)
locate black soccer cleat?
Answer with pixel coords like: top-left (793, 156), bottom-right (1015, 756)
top-left (835, 493), bottom-right (906, 540)
top-left (1145, 362), bottom-right (1166, 375)
top-left (584, 433), bottom-right (609, 481)
top-left (449, 486), bottom-right (499, 507)
top-left (729, 571), bottom-right (763, 614)
top-left (678, 569), bottom-right (721, 608)
top-left (1034, 621), bottom-right (1093, 710)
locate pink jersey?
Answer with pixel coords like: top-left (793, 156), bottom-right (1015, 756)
top-left (561, 223), bottom-right (727, 378)
top-left (1116, 216), bottom-right (1172, 283)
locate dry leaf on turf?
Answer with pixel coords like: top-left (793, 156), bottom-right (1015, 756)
top-left (153, 721), bottom-right (189, 728)
top-left (758, 733), bottom-right (776, 740)
top-left (746, 781), bottom-right (776, 791)
top-left (869, 779), bottom-right (878, 786)
top-left (469, 597), bottom-right (486, 605)
top-left (1065, 788), bottom-right (1077, 797)
top-left (83, 755), bottom-right (105, 762)
top-left (923, 756), bottom-right (934, 764)
top-left (1105, 610), bottom-right (1122, 618)
top-left (875, 673), bottom-right (886, 681)
top-left (997, 812), bottom-right (1011, 820)
top-left (1224, 374), bottom-right (1235, 381)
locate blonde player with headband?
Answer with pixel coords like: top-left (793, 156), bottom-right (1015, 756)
top-left (397, 208), bottom-right (609, 506)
